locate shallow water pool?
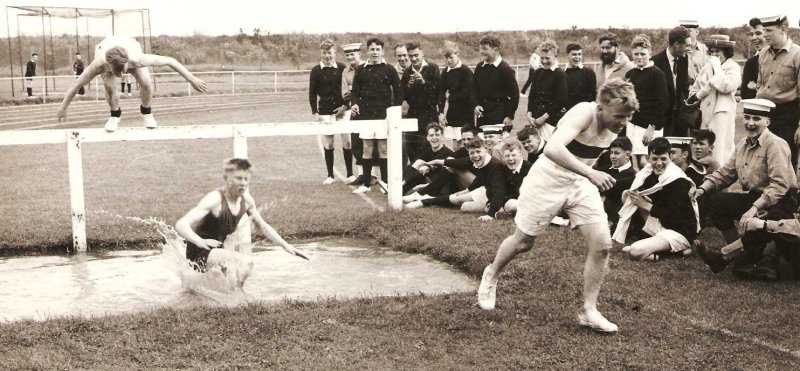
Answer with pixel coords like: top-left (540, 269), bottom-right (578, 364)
top-left (0, 237), bottom-right (475, 322)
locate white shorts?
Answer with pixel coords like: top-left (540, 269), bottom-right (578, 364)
top-left (514, 157), bottom-right (607, 236)
top-left (359, 117), bottom-right (388, 140)
top-left (318, 114), bottom-right (339, 136)
top-left (642, 217), bottom-right (691, 252)
top-left (469, 186), bottom-right (488, 206)
top-left (626, 123), bottom-right (663, 155)
top-left (443, 126), bottom-right (463, 141)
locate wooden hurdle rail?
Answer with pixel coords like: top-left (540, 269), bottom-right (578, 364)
top-left (0, 106), bottom-right (417, 252)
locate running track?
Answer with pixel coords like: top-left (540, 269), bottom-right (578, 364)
top-left (0, 92), bottom-right (306, 131)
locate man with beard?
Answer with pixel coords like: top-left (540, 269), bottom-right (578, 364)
top-left (741, 18), bottom-right (766, 100)
top-left (595, 33), bottom-right (634, 89)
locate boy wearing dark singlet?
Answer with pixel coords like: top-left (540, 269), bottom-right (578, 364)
top-left (176, 158), bottom-right (307, 285)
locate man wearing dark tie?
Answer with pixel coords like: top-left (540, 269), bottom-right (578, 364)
top-left (652, 27), bottom-right (691, 136)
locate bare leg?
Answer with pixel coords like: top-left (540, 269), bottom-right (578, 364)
top-left (340, 133), bottom-right (352, 149)
top-left (102, 74), bottom-right (121, 111)
top-left (449, 192), bottom-right (474, 206)
top-left (102, 74), bottom-right (122, 131)
top-left (130, 68), bottom-right (156, 128)
top-left (576, 222), bottom-right (618, 332)
top-left (321, 134), bottom-right (335, 150)
top-left (130, 67), bottom-right (152, 108)
top-left (478, 227), bottom-right (536, 310)
top-left (377, 139), bottom-right (389, 183)
top-left (624, 236), bottom-right (670, 261)
top-left (489, 228), bottom-right (536, 275)
top-left (460, 201), bottom-right (486, 213)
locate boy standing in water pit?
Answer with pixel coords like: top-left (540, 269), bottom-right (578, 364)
top-left (175, 158), bottom-right (307, 287)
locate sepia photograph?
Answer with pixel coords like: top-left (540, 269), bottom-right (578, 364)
top-left (1, 0), bottom-right (800, 368)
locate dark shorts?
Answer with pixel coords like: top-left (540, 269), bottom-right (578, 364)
top-left (186, 243), bottom-right (219, 272)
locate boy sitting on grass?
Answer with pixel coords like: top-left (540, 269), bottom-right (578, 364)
top-left (667, 136), bottom-right (707, 187)
top-left (481, 124), bottom-right (506, 159)
top-left (595, 136), bottom-right (636, 228)
top-left (493, 138), bottom-right (534, 219)
top-left (517, 127), bottom-right (546, 164)
top-left (690, 129), bottom-right (721, 175)
top-left (407, 137), bottom-right (505, 221)
top-left (402, 123), bottom-right (456, 202)
top-left (613, 138), bottom-right (699, 261)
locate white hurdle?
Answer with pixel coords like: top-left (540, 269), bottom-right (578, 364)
top-left (0, 107), bottom-right (417, 252)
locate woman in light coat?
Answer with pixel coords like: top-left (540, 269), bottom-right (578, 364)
top-left (687, 35), bottom-right (741, 165)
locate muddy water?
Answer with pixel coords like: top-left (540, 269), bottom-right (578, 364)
top-left (0, 237), bottom-right (475, 322)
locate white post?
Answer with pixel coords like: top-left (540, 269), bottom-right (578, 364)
top-left (67, 131), bottom-right (87, 252)
top-left (94, 76), bottom-right (99, 101)
top-left (231, 71), bottom-right (235, 94)
top-left (273, 72), bottom-right (278, 93)
top-left (187, 82), bottom-right (192, 97)
top-left (386, 106), bottom-right (404, 211)
top-left (41, 79), bottom-right (46, 103)
top-left (232, 126), bottom-right (252, 253)
top-left (233, 126), bottom-right (248, 158)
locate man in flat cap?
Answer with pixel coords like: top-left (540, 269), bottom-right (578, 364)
top-left (755, 14), bottom-right (800, 171)
top-left (694, 98), bottom-right (798, 280)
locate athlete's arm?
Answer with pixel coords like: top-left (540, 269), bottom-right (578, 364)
top-left (57, 61), bottom-right (103, 121)
top-left (245, 194), bottom-right (308, 260)
top-left (135, 54), bottom-right (207, 92)
top-left (175, 191), bottom-right (223, 250)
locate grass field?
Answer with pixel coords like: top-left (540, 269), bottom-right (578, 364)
top-left (1, 93), bottom-right (799, 369)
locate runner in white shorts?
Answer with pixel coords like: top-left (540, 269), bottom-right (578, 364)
top-left (57, 36), bottom-right (208, 132)
top-left (477, 78), bottom-right (639, 333)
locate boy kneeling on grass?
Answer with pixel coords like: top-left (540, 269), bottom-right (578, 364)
top-left (613, 137), bottom-right (699, 261)
top-left (402, 123), bottom-right (456, 202)
top-left (407, 137), bottom-right (505, 221)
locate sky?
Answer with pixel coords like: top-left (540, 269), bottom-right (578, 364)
top-left (3, 0), bottom-right (799, 36)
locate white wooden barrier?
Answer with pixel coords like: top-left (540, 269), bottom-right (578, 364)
top-left (0, 107), bottom-right (416, 252)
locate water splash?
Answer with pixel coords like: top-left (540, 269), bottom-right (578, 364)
top-left (87, 210), bottom-right (252, 304)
